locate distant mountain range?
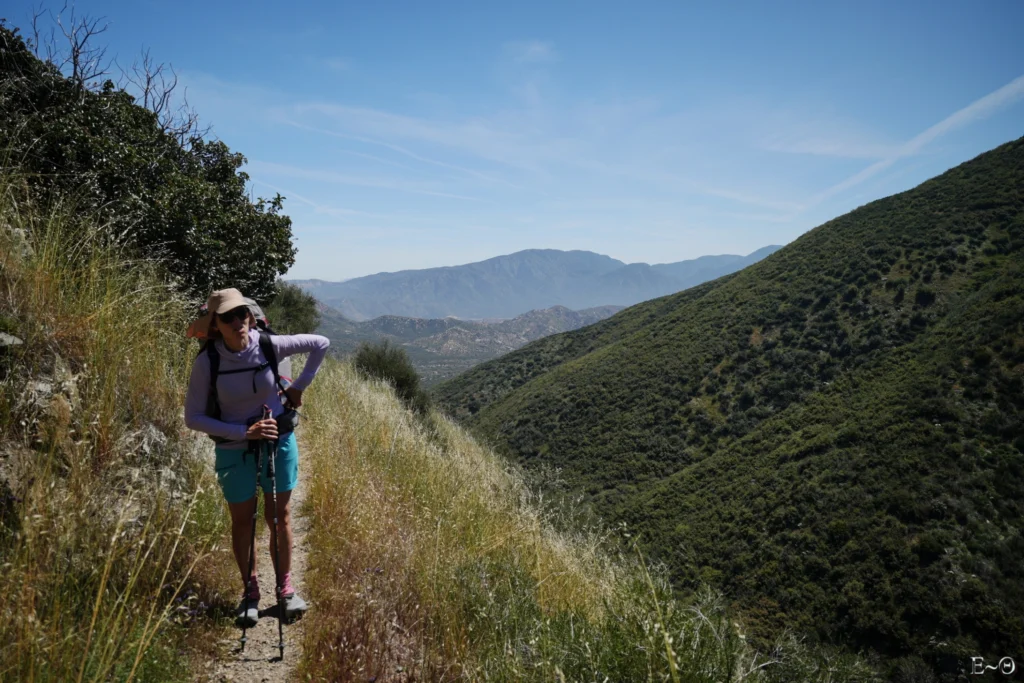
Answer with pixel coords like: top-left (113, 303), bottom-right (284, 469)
top-left (317, 304), bottom-right (623, 385)
top-left (293, 247), bottom-right (780, 321)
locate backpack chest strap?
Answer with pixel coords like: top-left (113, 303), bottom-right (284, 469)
top-left (206, 333), bottom-right (286, 400)
top-left (218, 361), bottom-right (272, 392)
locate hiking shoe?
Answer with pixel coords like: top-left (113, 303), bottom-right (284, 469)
top-left (282, 592), bottom-right (308, 622)
top-left (235, 596), bottom-right (259, 628)
top-left (276, 572), bottom-right (307, 621)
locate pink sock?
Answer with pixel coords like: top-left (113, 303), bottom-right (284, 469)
top-left (244, 573), bottom-right (260, 600)
top-left (278, 572), bottom-right (294, 597)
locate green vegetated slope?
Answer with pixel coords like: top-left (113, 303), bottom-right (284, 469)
top-left (297, 360), bottom-right (875, 682)
top-left (435, 137), bottom-right (1024, 676)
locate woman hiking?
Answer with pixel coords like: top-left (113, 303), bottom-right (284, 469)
top-left (184, 288), bottom-right (329, 627)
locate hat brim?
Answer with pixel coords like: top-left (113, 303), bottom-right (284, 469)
top-left (186, 313), bottom-right (213, 339)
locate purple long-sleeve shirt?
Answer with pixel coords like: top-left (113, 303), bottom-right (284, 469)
top-left (184, 329), bottom-right (330, 449)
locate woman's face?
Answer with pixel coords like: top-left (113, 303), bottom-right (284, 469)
top-left (213, 306), bottom-right (252, 352)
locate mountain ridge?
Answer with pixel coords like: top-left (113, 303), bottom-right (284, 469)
top-left (293, 246), bottom-right (780, 321)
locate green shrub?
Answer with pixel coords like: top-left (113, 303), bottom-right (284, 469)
top-left (353, 340), bottom-right (431, 413)
top-left (914, 287), bottom-right (937, 307)
top-left (264, 279), bottom-right (321, 334)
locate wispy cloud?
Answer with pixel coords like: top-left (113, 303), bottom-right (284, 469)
top-left (761, 134), bottom-right (897, 159)
top-left (280, 119), bottom-right (527, 189)
top-left (287, 101), bottom-right (570, 175)
top-left (186, 70), bottom-right (805, 212)
top-left (324, 58), bottom-right (349, 72)
top-left (755, 107), bottom-right (900, 160)
top-left (184, 63), bottom-right (1020, 268)
top-left (250, 179), bottom-right (390, 219)
top-left (555, 156), bottom-right (805, 213)
top-left (282, 99), bottom-right (806, 212)
top-left (248, 160), bottom-right (485, 201)
top-left (504, 40), bottom-right (558, 63)
top-left (809, 74), bottom-right (1024, 205)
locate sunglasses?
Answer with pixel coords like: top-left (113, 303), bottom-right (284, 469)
top-left (217, 306), bottom-right (251, 324)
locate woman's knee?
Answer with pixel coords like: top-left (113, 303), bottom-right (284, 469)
top-left (264, 501), bottom-right (291, 527)
top-left (228, 498), bottom-right (256, 528)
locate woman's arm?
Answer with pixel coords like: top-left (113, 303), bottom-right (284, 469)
top-left (183, 352), bottom-right (249, 442)
top-left (271, 333), bottom-right (330, 391)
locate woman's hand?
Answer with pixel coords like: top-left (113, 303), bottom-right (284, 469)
top-left (246, 418), bottom-right (279, 441)
top-left (284, 387), bottom-right (304, 408)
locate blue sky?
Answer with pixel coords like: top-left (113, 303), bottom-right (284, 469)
top-left (21, 1), bottom-right (1024, 279)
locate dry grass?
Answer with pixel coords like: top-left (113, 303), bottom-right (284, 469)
top-left (0, 177), bottom-right (236, 681)
top-left (298, 363), bottom-right (877, 682)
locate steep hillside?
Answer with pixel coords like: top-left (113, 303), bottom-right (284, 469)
top-left (293, 247), bottom-right (779, 321)
top-left (316, 304), bottom-right (474, 348)
top-left (0, 176), bottom-right (234, 681)
top-left (435, 137), bottom-right (1024, 679)
top-left (410, 305), bottom-right (624, 356)
top-left (362, 315), bottom-right (472, 341)
top-left (296, 361), bottom-right (873, 681)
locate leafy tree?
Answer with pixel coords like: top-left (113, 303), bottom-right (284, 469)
top-left (264, 280), bottom-right (321, 334)
top-left (0, 22), bottom-right (295, 301)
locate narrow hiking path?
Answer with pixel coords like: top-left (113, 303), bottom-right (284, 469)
top-left (201, 448), bottom-right (310, 683)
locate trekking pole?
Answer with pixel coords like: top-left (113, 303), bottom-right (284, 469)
top-left (263, 404), bottom-right (286, 660)
top-left (240, 435), bottom-right (264, 652)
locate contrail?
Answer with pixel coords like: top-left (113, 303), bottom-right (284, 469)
top-left (809, 74), bottom-right (1024, 207)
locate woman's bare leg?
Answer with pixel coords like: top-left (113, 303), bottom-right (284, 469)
top-left (264, 489), bottom-right (293, 583)
top-left (228, 497), bottom-right (258, 585)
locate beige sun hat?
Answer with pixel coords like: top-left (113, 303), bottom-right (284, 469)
top-left (186, 288), bottom-right (250, 339)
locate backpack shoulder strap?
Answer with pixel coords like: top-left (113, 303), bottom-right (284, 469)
top-left (203, 342), bottom-right (231, 444)
top-left (206, 341), bottom-right (221, 419)
top-left (257, 331), bottom-right (286, 393)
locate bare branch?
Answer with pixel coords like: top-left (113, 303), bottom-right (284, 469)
top-left (118, 48), bottom-right (209, 144)
top-left (23, 4), bottom-right (212, 145)
top-left (30, 4), bottom-right (61, 65)
top-left (123, 48), bottom-right (173, 114)
top-left (165, 87), bottom-right (211, 147)
top-left (52, 3), bottom-right (111, 90)
top-left (28, 4), bottom-right (48, 57)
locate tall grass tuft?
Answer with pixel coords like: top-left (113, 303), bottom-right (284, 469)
top-left (299, 362), bottom-right (878, 682)
top-left (0, 175), bottom-right (234, 681)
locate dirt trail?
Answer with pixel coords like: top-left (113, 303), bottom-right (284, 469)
top-left (204, 464), bottom-right (310, 682)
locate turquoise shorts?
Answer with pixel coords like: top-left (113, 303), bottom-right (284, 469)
top-left (214, 432), bottom-right (299, 504)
